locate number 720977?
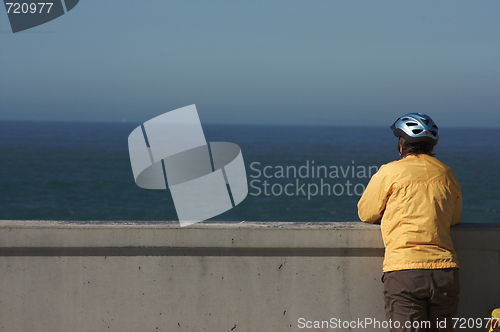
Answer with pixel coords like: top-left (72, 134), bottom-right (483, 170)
top-left (5, 3), bottom-right (53, 14)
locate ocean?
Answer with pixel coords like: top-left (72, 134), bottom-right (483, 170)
top-left (1, 121), bottom-right (499, 223)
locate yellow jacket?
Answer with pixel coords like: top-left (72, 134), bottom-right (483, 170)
top-left (357, 154), bottom-right (462, 272)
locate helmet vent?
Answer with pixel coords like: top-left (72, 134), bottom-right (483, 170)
top-left (412, 129), bottom-right (423, 134)
top-left (422, 119), bottom-right (429, 125)
top-left (402, 117), bottom-right (409, 121)
top-left (430, 131), bottom-right (437, 136)
top-left (406, 122), bottom-right (418, 126)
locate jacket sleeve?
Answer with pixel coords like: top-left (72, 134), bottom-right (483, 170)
top-left (357, 165), bottom-right (391, 224)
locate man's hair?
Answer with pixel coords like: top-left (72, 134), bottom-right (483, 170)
top-left (398, 137), bottom-right (435, 158)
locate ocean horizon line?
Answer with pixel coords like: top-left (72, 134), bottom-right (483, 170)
top-left (1, 119), bottom-right (499, 130)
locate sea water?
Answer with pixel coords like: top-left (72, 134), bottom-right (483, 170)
top-left (1, 121), bottom-right (499, 223)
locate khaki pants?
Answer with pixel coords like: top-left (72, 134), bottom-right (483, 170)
top-left (382, 268), bottom-right (460, 332)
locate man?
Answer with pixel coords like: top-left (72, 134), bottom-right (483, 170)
top-left (357, 113), bottom-right (462, 332)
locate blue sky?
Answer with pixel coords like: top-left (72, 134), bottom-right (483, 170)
top-left (1, 1), bottom-right (499, 126)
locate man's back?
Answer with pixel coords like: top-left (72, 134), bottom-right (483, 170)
top-left (358, 154), bottom-right (462, 272)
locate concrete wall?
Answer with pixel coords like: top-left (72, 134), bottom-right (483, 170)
top-left (0, 221), bottom-right (498, 332)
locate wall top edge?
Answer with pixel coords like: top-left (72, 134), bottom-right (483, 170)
top-left (0, 220), bottom-right (498, 230)
top-left (0, 221), bottom-right (498, 250)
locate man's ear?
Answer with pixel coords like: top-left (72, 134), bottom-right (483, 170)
top-left (398, 138), bottom-right (404, 159)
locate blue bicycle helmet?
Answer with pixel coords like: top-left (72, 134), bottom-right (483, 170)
top-left (390, 113), bottom-right (439, 145)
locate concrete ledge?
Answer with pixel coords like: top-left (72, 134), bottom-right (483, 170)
top-left (0, 221), bottom-right (498, 332)
top-left (0, 221), bottom-right (385, 249)
top-left (1, 220), bottom-right (498, 249)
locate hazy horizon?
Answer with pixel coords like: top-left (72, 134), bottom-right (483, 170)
top-left (2, 118), bottom-right (500, 129)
